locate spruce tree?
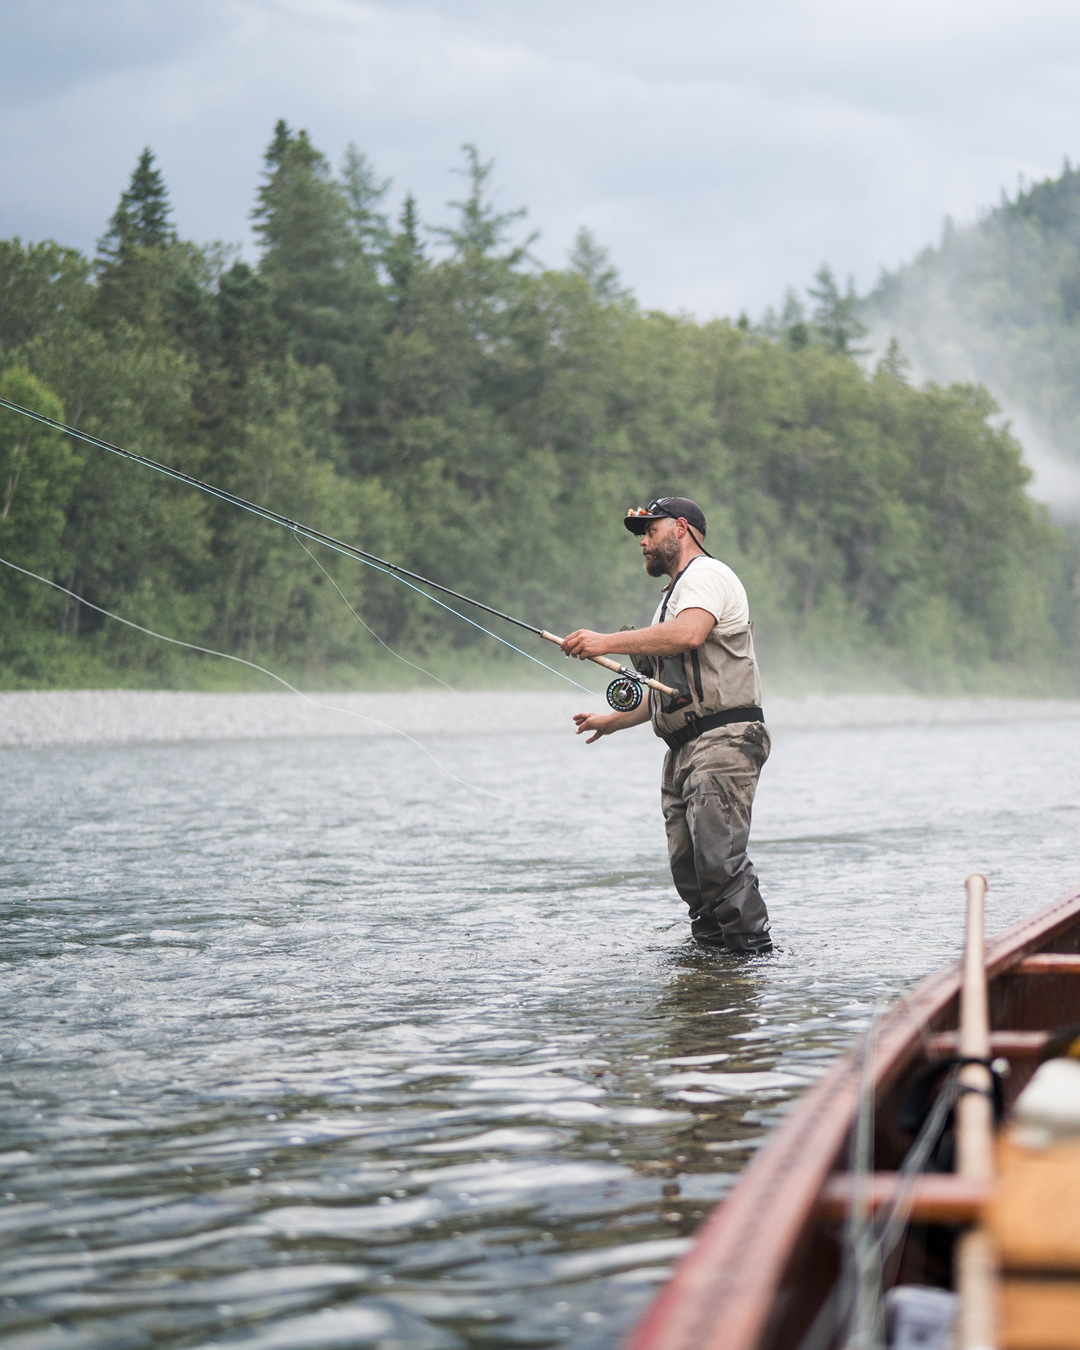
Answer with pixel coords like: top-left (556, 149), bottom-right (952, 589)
top-left (95, 148), bottom-right (181, 328)
top-left (97, 148), bottom-right (174, 269)
top-left (436, 143), bottom-right (531, 267)
top-left (251, 121), bottom-right (388, 451)
top-left (430, 144), bottom-right (535, 398)
top-left (385, 194), bottom-right (425, 300)
top-left (808, 265), bottom-right (867, 355)
top-left (251, 123), bottom-right (352, 279)
top-left (780, 288), bottom-right (809, 350)
top-left (217, 261), bottom-right (275, 385)
top-left (568, 227), bottom-right (625, 303)
top-left (341, 143), bottom-right (391, 255)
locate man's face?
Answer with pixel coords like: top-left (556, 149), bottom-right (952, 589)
top-left (640, 517), bottom-right (681, 577)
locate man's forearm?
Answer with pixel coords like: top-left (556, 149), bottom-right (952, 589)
top-left (608, 696), bottom-right (652, 730)
top-left (561, 610), bottom-right (714, 662)
top-left (608, 618), bottom-right (704, 658)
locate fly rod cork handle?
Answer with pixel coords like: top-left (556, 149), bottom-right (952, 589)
top-left (539, 631), bottom-right (680, 698)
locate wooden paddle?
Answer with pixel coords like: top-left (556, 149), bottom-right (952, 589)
top-left (955, 872), bottom-right (997, 1350)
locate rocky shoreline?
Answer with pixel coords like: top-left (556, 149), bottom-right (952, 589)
top-left (2, 688), bottom-right (1080, 747)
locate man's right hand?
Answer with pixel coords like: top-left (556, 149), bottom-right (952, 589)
top-left (572, 711), bottom-right (621, 744)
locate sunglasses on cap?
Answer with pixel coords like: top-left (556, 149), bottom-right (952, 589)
top-left (624, 497), bottom-right (711, 551)
top-left (626, 499), bottom-right (673, 519)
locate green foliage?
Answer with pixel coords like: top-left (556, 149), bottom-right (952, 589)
top-left (762, 266), bottom-right (867, 356)
top-left (340, 143), bottom-right (392, 254)
top-left (95, 147), bottom-right (182, 329)
top-left (251, 120), bottom-right (386, 437)
top-left (0, 366), bottom-right (79, 595)
top-left (568, 227), bottom-right (626, 303)
top-left (808, 266), bottom-right (867, 355)
top-left (100, 148), bottom-right (174, 256)
top-left (14, 323), bottom-right (212, 680)
top-left (862, 162), bottom-right (1080, 482)
top-left (0, 133), bottom-right (1076, 693)
top-left (0, 239), bottom-right (92, 351)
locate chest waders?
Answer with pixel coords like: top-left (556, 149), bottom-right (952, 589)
top-left (632, 556), bottom-right (765, 749)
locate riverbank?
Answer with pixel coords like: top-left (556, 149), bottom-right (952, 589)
top-left (3, 688), bottom-right (1080, 746)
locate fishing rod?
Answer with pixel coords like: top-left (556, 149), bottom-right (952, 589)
top-left (0, 396), bottom-right (677, 712)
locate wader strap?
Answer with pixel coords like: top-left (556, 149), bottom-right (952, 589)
top-left (662, 706), bottom-right (764, 751)
top-left (658, 554), bottom-right (704, 623)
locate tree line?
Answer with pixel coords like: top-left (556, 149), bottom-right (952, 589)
top-left (1, 125), bottom-right (1077, 691)
top-left (861, 162), bottom-right (1080, 490)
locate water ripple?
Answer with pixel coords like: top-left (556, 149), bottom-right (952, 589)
top-left (2, 712), bottom-right (1079, 1347)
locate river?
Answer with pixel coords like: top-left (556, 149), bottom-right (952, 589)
top-left (2, 693), bottom-right (1079, 1349)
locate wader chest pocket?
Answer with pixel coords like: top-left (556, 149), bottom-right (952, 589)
top-left (656, 655), bottom-right (693, 714)
top-left (632, 652), bottom-right (694, 713)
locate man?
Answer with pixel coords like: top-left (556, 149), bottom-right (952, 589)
top-left (562, 496), bottom-right (772, 954)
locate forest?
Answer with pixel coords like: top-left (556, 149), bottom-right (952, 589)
top-left (862, 162), bottom-right (1080, 498)
top-left (1, 124), bottom-right (1077, 693)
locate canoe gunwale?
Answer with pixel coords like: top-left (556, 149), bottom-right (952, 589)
top-left (624, 883), bottom-right (1080, 1350)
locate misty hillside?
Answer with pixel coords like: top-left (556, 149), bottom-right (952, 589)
top-left (861, 164), bottom-right (1080, 514)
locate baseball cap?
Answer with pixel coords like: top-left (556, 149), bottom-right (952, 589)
top-left (623, 496), bottom-right (707, 537)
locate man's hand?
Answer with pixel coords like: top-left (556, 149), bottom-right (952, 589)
top-left (573, 710), bottom-right (620, 743)
top-left (561, 629), bottom-right (612, 660)
top-left (572, 695), bottom-right (651, 743)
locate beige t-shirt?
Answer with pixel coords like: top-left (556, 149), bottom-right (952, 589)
top-left (651, 556), bottom-right (750, 635)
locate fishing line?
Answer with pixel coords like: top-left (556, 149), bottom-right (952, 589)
top-left (292, 533), bottom-right (459, 695)
top-left (290, 531), bottom-right (595, 697)
top-left (0, 396), bottom-right (598, 698)
top-left (290, 534), bottom-right (532, 797)
top-left (0, 554), bottom-right (512, 804)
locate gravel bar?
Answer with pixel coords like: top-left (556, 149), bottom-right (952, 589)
top-left (2, 689), bottom-right (1080, 747)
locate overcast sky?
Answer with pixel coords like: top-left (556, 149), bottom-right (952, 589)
top-left (4, 0), bottom-right (1080, 318)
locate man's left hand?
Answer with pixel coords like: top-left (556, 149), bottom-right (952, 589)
top-left (560, 629), bottom-right (611, 660)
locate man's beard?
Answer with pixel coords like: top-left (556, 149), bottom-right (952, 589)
top-left (643, 534), bottom-right (680, 577)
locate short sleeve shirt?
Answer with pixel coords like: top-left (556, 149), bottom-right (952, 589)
top-left (650, 556), bottom-right (750, 635)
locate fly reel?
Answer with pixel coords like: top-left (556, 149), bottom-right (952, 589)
top-left (606, 676), bottom-right (644, 712)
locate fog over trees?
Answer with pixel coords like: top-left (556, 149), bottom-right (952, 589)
top-left (1, 126), bottom-right (1077, 692)
top-left (861, 163), bottom-right (1080, 517)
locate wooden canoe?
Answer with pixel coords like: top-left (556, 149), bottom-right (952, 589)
top-left (626, 881), bottom-right (1080, 1350)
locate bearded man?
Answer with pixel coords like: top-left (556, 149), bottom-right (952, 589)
top-left (562, 497), bottom-right (773, 954)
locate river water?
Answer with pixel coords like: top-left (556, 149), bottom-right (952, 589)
top-left (2, 697), bottom-right (1079, 1350)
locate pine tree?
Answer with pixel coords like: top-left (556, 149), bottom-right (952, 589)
top-left (877, 337), bottom-right (910, 381)
top-left (436, 144), bottom-right (532, 267)
top-left (97, 148), bottom-right (174, 269)
top-left (95, 149), bottom-right (181, 328)
top-left (217, 261), bottom-right (275, 385)
top-left (252, 123), bottom-right (352, 279)
top-left (428, 143), bottom-right (535, 387)
top-left (251, 121), bottom-right (388, 447)
top-left (568, 227), bottom-right (625, 303)
top-left (385, 194), bottom-right (425, 299)
top-left (808, 265), bottom-right (867, 355)
top-left (341, 143), bottom-right (391, 255)
top-left (780, 288), bottom-right (809, 350)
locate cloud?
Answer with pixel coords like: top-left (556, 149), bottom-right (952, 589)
top-left (5, 0), bottom-right (1080, 317)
